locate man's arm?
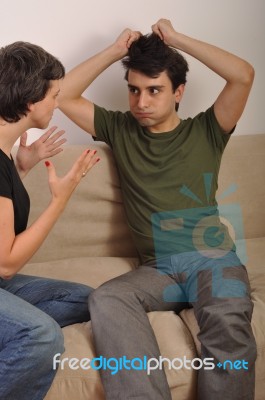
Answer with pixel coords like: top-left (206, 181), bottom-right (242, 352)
top-left (152, 19), bottom-right (255, 133)
top-left (59, 29), bottom-right (141, 137)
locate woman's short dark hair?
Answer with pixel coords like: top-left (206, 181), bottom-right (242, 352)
top-left (0, 41), bottom-right (65, 123)
top-left (122, 33), bottom-right (189, 110)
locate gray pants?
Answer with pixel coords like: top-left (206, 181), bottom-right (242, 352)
top-left (89, 251), bottom-right (256, 400)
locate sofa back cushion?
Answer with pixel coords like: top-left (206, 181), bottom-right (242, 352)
top-left (24, 143), bottom-right (138, 263)
top-left (217, 134), bottom-right (265, 240)
top-left (23, 134), bottom-right (265, 263)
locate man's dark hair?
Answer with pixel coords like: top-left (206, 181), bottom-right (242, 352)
top-left (0, 41), bottom-right (65, 123)
top-left (122, 33), bottom-right (189, 111)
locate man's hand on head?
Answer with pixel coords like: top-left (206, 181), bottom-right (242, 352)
top-left (114, 29), bottom-right (142, 58)
top-left (151, 19), bottom-right (177, 47)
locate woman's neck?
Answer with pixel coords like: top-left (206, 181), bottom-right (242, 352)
top-left (0, 118), bottom-right (30, 157)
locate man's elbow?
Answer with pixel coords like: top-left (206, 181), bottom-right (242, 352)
top-left (242, 62), bottom-right (255, 87)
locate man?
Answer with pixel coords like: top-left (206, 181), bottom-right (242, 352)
top-left (0, 41), bottom-right (99, 399)
top-left (59, 19), bottom-right (256, 400)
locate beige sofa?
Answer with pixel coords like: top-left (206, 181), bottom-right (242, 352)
top-left (21, 133), bottom-right (265, 400)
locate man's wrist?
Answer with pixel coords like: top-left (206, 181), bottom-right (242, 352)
top-left (107, 42), bottom-right (127, 62)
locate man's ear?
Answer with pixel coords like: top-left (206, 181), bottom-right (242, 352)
top-left (174, 84), bottom-right (185, 103)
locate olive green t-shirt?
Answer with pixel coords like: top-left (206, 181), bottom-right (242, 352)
top-left (94, 105), bottom-right (234, 264)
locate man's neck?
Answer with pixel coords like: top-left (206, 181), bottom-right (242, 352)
top-left (147, 115), bottom-right (181, 134)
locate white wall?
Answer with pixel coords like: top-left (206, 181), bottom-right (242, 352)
top-left (2, 0), bottom-right (264, 143)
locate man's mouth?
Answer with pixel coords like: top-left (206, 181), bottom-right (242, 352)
top-left (135, 113), bottom-right (152, 118)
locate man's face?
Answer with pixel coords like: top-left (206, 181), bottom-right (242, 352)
top-left (28, 80), bottom-right (61, 129)
top-left (127, 70), bottom-right (184, 133)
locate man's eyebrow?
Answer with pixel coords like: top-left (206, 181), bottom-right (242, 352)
top-left (127, 84), bottom-right (165, 90)
top-left (148, 85), bottom-right (164, 89)
top-left (128, 84), bottom-right (138, 89)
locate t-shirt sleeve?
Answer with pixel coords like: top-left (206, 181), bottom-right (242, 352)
top-left (93, 104), bottom-right (127, 148)
top-left (200, 105), bottom-right (235, 152)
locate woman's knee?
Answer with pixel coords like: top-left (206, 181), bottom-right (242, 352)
top-left (28, 314), bottom-right (64, 364)
top-left (1, 312), bottom-right (64, 377)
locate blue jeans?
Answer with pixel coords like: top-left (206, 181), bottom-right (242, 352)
top-left (0, 274), bottom-right (93, 400)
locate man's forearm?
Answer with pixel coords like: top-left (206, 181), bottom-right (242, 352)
top-left (59, 44), bottom-right (123, 102)
top-left (152, 18), bottom-right (254, 132)
top-left (170, 32), bottom-right (254, 85)
top-left (58, 44), bottom-right (124, 136)
top-left (152, 19), bottom-right (254, 86)
top-left (60, 28), bottom-right (141, 102)
top-left (58, 29), bottom-right (141, 136)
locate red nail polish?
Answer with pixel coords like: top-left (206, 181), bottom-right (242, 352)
top-left (96, 158), bottom-right (100, 162)
top-left (45, 161), bottom-right (50, 167)
top-left (87, 149), bottom-right (90, 154)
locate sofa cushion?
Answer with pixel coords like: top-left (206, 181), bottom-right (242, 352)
top-left (22, 257), bottom-right (139, 288)
top-left (44, 312), bottom-right (197, 400)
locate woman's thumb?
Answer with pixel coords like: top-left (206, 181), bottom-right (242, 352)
top-left (44, 160), bottom-right (56, 180)
top-left (20, 131), bottom-right (28, 146)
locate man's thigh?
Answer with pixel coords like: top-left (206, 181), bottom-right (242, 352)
top-left (97, 264), bottom-right (189, 314)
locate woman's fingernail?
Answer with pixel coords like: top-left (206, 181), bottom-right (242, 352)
top-left (87, 149), bottom-right (90, 154)
top-left (96, 158), bottom-right (100, 162)
top-left (45, 161), bottom-right (50, 167)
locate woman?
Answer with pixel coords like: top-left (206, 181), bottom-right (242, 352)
top-left (0, 41), bottom-right (99, 399)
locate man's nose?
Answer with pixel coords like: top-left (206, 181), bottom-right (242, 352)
top-left (138, 92), bottom-right (149, 108)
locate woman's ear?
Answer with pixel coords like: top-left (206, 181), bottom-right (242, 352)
top-left (27, 103), bottom-right (35, 112)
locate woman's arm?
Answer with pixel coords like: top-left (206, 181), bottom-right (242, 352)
top-left (0, 148), bottom-right (99, 279)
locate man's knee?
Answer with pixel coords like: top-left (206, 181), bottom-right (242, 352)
top-left (198, 300), bottom-right (256, 361)
top-left (88, 280), bottom-right (138, 314)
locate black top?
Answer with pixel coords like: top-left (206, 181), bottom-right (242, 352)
top-left (0, 149), bottom-right (30, 235)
